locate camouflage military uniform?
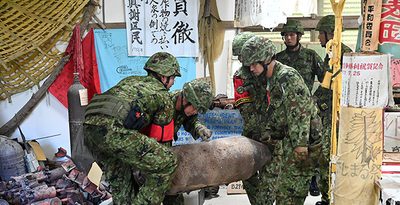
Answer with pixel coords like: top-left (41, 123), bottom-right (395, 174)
top-left (313, 42), bottom-right (352, 203)
top-left (232, 32), bottom-right (273, 205)
top-left (266, 61), bottom-right (322, 205)
top-left (241, 36), bottom-right (322, 205)
top-left (84, 52), bottom-right (181, 205)
top-left (276, 45), bottom-right (324, 92)
top-left (164, 78), bottom-right (213, 205)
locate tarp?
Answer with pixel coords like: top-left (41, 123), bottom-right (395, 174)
top-left (93, 29), bottom-right (196, 92)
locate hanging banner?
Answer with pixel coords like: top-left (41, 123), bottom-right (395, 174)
top-left (391, 58), bottom-right (400, 88)
top-left (361, 0), bottom-right (382, 51)
top-left (378, 0), bottom-right (400, 58)
top-left (173, 109), bottom-right (243, 146)
top-left (234, 0), bottom-right (317, 28)
top-left (334, 107), bottom-right (382, 205)
top-left (93, 29), bottom-right (196, 92)
top-left (341, 53), bottom-right (390, 108)
top-left (124, 0), bottom-right (198, 57)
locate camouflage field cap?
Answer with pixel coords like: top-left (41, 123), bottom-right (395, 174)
top-left (316, 15), bottom-right (340, 33)
top-left (232, 32), bottom-right (256, 56)
top-left (241, 36), bottom-right (277, 67)
top-left (281, 19), bottom-right (304, 36)
top-left (183, 77), bottom-right (213, 114)
top-left (145, 52), bottom-right (181, 77)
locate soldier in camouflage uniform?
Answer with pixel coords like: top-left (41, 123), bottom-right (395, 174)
top-left (241, 36), bottom-right (322, 205)
top-left (83, 52), bottom-right (181, 205)
top-left (276, 19), bottom-right (325, 197)
top-left (163, 78), bottom-right (214, 205)
top-left (276, 19), bottom-right (324, 93)
top-left (232, 32), bottom-right (274, 205)
top-left (313, 15), bottom-right (353, 205)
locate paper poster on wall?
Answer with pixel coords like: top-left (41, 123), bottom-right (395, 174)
top-left (378, 0), bottom-right (400, 58)
top-left (391, 58), bottom-right (400, 88)
top-left (124, 0), bottom-right (198, 57)
top-left (93, 29), bottom-right (196, 92)
top-left (334, 107), bottom-right (382, 205)
top-left (341, 53), bottom-right (390, 108)
top-left (174, 109), bottom-right (243, 146)
top-left (384, 112), bottom-right (400, 152)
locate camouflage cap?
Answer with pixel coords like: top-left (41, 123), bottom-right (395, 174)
top-left (145, 52), bottom-right (181, 77)
top-left (232, 32), bottom-right (256, 56)
top-left (183, 77), bottom-right (213, 114)
top-left (241, 36), bottom-right (277, 67)
top-left (316, 15), bottom-right (341, 33)
top-left (281, 19), bottom-right (304, 36)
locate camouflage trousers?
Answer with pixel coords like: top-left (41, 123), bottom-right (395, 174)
top-left (243, 143), bottom-right (281, 205)
top-left (84, 124), bottom-right (178, 205)
top-left (275, 140), bottom-right (315, 205)
top-left (319, 125), bottom-right (332, 203)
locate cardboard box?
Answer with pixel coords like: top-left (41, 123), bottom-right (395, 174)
top-left (227, 181), bottom-right (246, 195)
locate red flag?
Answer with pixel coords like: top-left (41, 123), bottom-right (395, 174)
top-left (49, 26), bottom-right (100, 107)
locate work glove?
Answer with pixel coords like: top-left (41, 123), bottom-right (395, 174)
top-left (196, 124), bottom-right (213, 141)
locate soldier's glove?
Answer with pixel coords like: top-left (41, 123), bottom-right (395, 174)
top-left (196, 124), bottom-right (213, 141)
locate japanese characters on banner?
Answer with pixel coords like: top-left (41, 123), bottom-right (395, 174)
top-left (341, 53), bottom-right (390, 108)
top-left (391, 59), bottom-right (400, 88)
top-left (93, 29), bottom-right (196, 92)
top-left (334, 107), bottom-right (382, 205)
top-left (124, 0), bottom-right (198, 57)
top-left (173, 109), bottom-right (243, 146)
top-left (378, 0), bottom-right (400, 58)
top-left (361, 0), bottom-right (382, 51)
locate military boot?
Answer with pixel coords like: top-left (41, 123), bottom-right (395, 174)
top-left (315, 201), bottom-right (329, 205)
top-left (309, 175), bottom-right (320, 196)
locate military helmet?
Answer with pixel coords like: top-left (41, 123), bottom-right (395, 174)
top-left (183, 78), bottom-right (213, 114)
top-left (145, 52), bottom-right (181, 77)
top-left (241, 36), bottom-right (277, 67)
top-left (232, 32), bottom-right (256, 56)
top-left (281, 19), bottom-right (304, 36)
top-left (316, 15), bottom-right (337, 33)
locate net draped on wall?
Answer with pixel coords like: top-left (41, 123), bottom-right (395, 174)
top-left (0, 0), bottom-right (89, 100)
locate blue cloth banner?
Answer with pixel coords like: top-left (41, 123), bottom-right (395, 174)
top-left (173, 109), bottom-right (244, 146)
top-left (94, 29), bottom-right (196, 92)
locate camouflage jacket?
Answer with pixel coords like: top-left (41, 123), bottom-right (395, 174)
top-left (170, 91), bottom-right (204, 141)
top-left (264, 61), bottom-right (321, 149)
top-left (233, 66), bottom-right (269, 139)
top-left (85, 76), bottom-right (174, 134)
top-left (276, 44), bottom-right (324, 92)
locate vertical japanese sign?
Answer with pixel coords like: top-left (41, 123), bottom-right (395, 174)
top-left (361, 0), bottom-right (382, 51)
top-left (341, 53), bottom-right (390, 108)
top-left (334, 107), bottom-right (382, 205)
top-left (124, 0), bottom-right (198, 57)
top-left (379, 0), bottom-right (400, 58)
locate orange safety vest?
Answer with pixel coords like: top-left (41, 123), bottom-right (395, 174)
top-left (140, 120), bottom-right (174, 143)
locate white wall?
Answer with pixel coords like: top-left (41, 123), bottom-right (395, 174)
top-left (0, 83), bottom-right (70, 158)
top-left (0, 0), bottom-right (236, 158)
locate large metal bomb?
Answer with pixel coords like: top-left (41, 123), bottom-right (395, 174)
top-left (167, 136), bottom-right (271, 195)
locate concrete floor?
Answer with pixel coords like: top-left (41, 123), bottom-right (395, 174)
top-left (184, 185), bottom-right (321, 205)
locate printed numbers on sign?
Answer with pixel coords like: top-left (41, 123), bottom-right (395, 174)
top-left (230, 183), bottom-right (243, 189)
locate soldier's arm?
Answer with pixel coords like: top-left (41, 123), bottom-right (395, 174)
top-left (281, 73), bottom-right (312, 153)
top-left (182, 115), bottom-right (202, 140)
top-left (311, 50), bottom-right (325, 83)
